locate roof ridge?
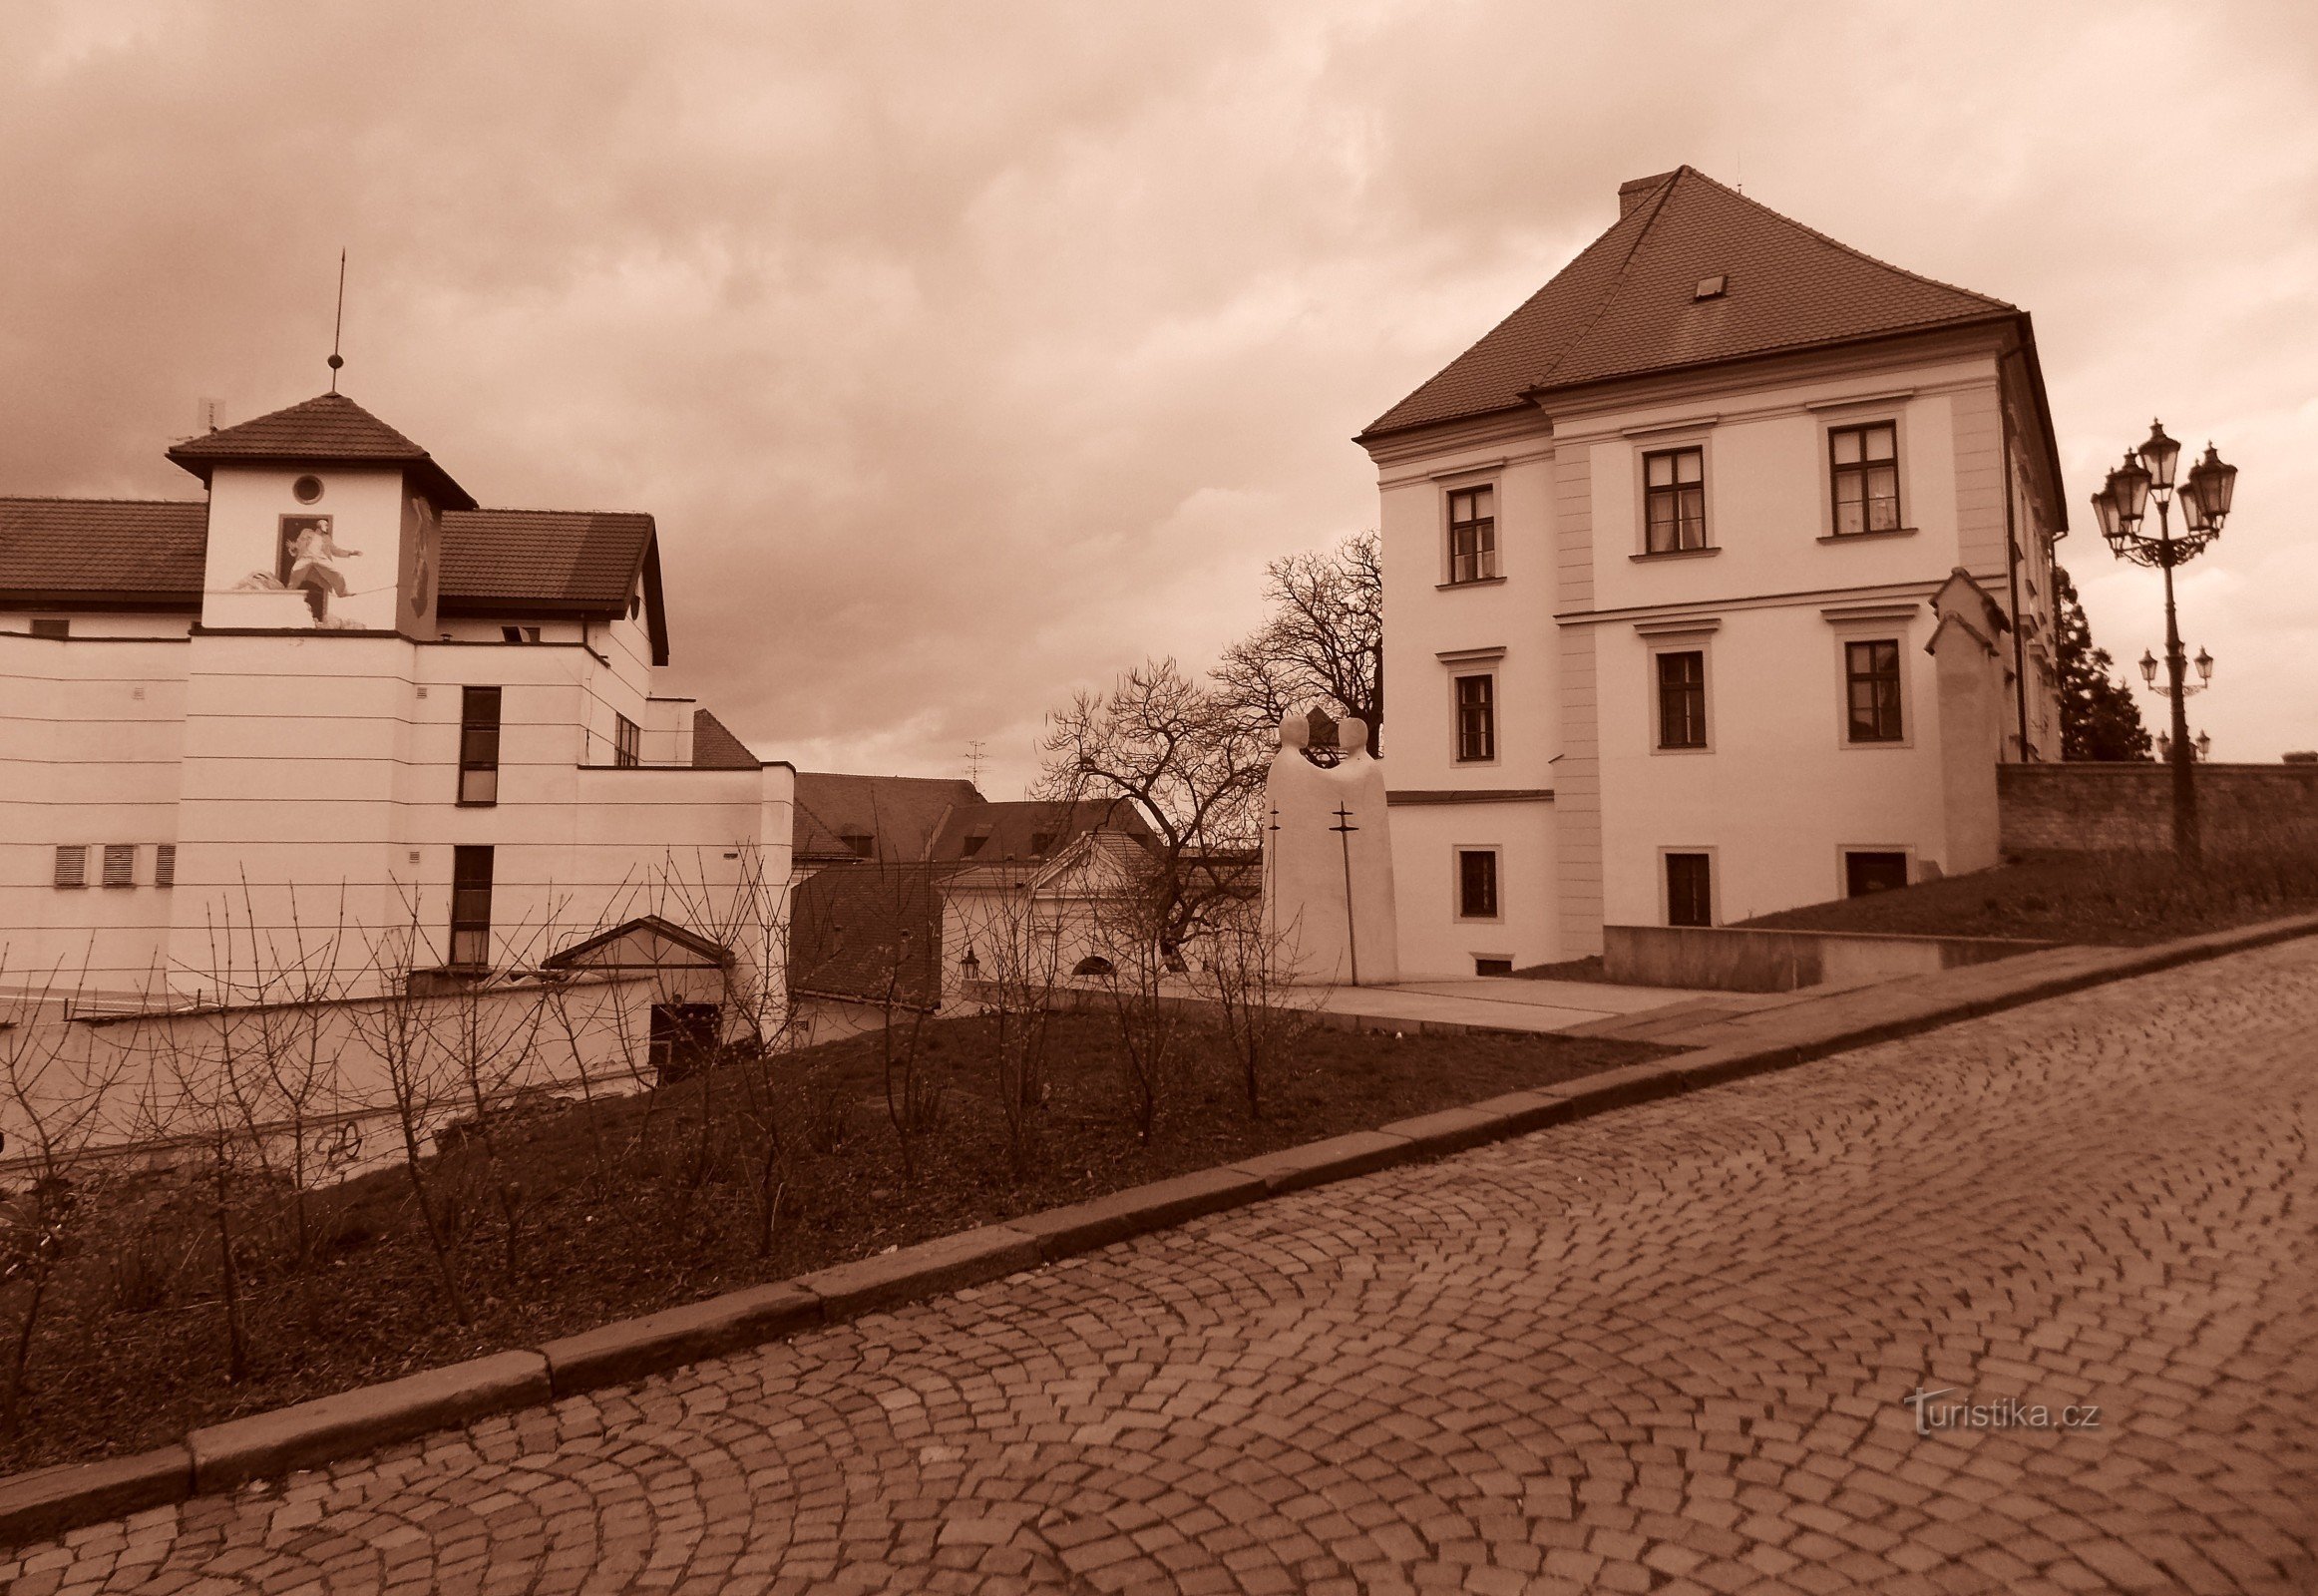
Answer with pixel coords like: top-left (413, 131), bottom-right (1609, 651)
top-left (454, 506), bottom-right (654, 518)
top-left (1528, 167), bottom-right (1690, 391)
top-left (1677, 167), bottom-right (2016, 314)
top-left (0, 495), bottom-right (205, 506)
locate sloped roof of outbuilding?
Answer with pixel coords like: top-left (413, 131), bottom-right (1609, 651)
top-left (1360, 167), bottom-right (2018, 440)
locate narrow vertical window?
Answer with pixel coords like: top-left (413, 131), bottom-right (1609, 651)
top-left (156, 844), bottom-right (177, 888)
top-left (1457, 850), bottom-right (1499, 919)
top-left (1453, 674), bottom-right (1495, 762)
top-left (102, 845), bottom-right (137, 887)
top-left (459, 686), bottom-right (502, 805)
top-left (1666, 853), bottom-right (1713, 927)
top-left (1656, 650), bottom-right (1707, 749)
top-left (1447, 486), bottom-right (1496, 583)
top-left (450, 845), bottom-right (494, 968)
top-left (1830, 422), bottom-right (1901, 535)
top-left (53, 845), bottom-right (87, 888)
top-left (613, 712), bottom-right (640, 768)
top-left (1845, 640), bottom-right (1905, 742)
top-left (1644, 447), bottom-right (1707, 552)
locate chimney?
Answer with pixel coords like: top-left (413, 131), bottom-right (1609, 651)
top-left (1619, 170), bottom-right (1679, 218)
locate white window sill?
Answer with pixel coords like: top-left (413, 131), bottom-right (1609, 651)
top-left (1819, 527), bottom-right (1918, 544)
top-left (1630, 546), bottom-right (1721, 563)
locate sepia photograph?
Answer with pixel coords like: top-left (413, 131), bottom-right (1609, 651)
top-left (2, 2), bottom-right (2313, 1589)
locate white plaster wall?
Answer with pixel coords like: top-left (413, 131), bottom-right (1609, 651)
top-left (0, 631), bottom-right (190, 994)
top-left (1385, 800), bottom-right (1557, 978)
top-left (200, 466), bottom-right (411, 633)
top-left (1595, 603), bottom-right (1949, 926)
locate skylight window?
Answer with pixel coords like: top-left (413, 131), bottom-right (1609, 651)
top-left (1695, 274), bottom-right (1728, 300)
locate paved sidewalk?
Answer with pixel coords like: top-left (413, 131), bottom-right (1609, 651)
top-left (10, 938), bottom-right (2317, 1593)
top-left (1308, 975), bottom-right (1709, 1035)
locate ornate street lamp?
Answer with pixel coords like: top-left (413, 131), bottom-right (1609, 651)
top-left (2094, 419), bottom-right (2236, 862)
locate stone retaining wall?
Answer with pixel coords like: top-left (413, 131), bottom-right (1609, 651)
top-left (1999, 763), bottom-right (2318, 854)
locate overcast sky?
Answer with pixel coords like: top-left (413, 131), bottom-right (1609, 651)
top-left (5, 1), bottom-right (2314, 794)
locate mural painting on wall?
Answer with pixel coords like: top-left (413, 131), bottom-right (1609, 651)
top-left (227, 512), bottom-right (369, 626)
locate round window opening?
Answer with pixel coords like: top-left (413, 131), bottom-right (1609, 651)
top-left (292, 475), bottom-right (324, 505)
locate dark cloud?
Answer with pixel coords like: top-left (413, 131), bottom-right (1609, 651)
top-left (6, 0), bottom-right (2314, 788)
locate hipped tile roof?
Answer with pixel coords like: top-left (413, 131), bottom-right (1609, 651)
top-left (791, 774), bottom-right (984, 865)
top-left (166, 392), bottom-right (476, 509)
top-left (1362, 167), bottom-right (2016, 440)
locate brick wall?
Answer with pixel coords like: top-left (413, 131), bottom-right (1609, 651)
top-left (1999, 763), bottom-right (2318, 854)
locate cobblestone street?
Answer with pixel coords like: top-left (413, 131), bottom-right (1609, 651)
top-left (11, 939), bottom-right (2318, 1595)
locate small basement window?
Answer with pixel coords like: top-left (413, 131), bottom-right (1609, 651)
top-left (1475, 957), bottom-right (1512, 977)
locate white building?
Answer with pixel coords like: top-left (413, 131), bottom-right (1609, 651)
top-left (1, 390), bottom-right (793, 1011)
top-left (1363, 169), bottom-right (2067, 978)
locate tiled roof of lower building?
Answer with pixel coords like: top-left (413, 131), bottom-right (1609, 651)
top-left (0, 498), bottom-right (208, 604)
top-left (691, 708), bottom-right (761, 769)
top-left (436, 509), bottom-right (655, 612)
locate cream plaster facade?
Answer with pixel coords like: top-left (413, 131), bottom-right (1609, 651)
top-left (1, 396), bottom-right (794, 1012)
top-left (1367, 189), bottom-right (2066, 980)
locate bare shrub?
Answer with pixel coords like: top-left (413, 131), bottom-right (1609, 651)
top-left (1194, 896), bottom-right (1315, 1119)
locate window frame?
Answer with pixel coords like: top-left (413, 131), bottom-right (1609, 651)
top-left (102, 844), bottom-right (137, 888)
top-left (1842, 637), bottom-right (1908, 745)
top-left (1652, 645), bottom-right (1711, 753)
top-left (1444, 483), bottom-right (1498, 586)
top-left (1841, 848), bottom-right (1914, 898)
top-left (156, 844), bottom-right (177, 888)
top-left (1451, 671), bottom-right (1497, 765)
top-left (1822, 416), bottom-right (1907, 539)
top-left (1661, 848), bottom-right (1717, 928)
top-left (53, 845), bottom-right (87, 889)
top-left (1641, 445), bottom-right (1709, 555)
top-left (449, 844), bottom-right (495, 969)
top-left (458, 685), bottom-right (503, 806)
top-left (1453, 846), bottom-right (1501, 923)
top-left (613, 712), bottom-right (641, 768)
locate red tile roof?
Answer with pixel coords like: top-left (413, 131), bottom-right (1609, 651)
top-left (791, 773), bottom-right (985, 866)
top-left (0, 498), bottom-right (207, 605)
top-left (166, 392), bottom-right (476, 509)
top-left (3, 498), bottom-right (664, 645)
top-left (690, 707), bottom-right (760, 769)
top-left (437, 509), bottom-right (654, 610)
top-left (926, 798), bottom-right (1151, 863)
top-left (1361, 167), bottom-right (2016, 440)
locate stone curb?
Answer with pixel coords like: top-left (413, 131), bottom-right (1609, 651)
top-left (8, 905), bottom-right (2316, 1549)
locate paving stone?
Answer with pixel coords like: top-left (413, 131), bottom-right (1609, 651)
top-left (10, 937), bottom-right (2318, 1591)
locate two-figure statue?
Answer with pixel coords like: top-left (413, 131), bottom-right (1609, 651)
top-left (1260, 709), bottom-right (1399, 986)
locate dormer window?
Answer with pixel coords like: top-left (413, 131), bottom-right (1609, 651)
top-left (961, 831), bottom-right (991, 858)
top-left (841, 829), bottom-right (875, 859)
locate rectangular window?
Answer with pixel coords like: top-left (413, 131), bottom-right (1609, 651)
top-left (613, 712), bottom-right (640, 768)
top-left (1666, 852), bottom-right (1714, 927)
top-left (1457, 849), bottom-right (1499, 919)
top-left (458, 686), bottom-right (502, 805)
top-left (1656, 650), bottom-right (1707, 749)
top-left (102, 845), bottom-right (136, 887)
top-left (1830, 422), bottom-right (1901, 535)
top-left (450, 845), bottom-right (494, 968)
top-left (30, 617), bottom-right (69, 639)
top-left (1845, 640), bottom-right (1905, 742)
top-left (1453, 673), bottom-right (1495, 762)
top-left (1845, 851), bottom-right (1911, 897)
top-left (1447, 486), bottom-right (1497, 584)
top-left (54, 845), bottom-right (86, 888)
top-left (156, 844), bottom-right (177, 887)
top-left (1644, 447), bottom-right (1707, 553)
top-left (1474, 957), bottom-right (1512, 977)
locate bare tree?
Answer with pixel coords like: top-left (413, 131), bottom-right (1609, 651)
top-left (0, 948), bottom-right (136, 1430)
top-left (1193, 894), bottom-right (1315, 1119)
top-left (1038, 657), bottom-right (1266, 959)
top-left (1215, 531), bottom-right (1383, 756)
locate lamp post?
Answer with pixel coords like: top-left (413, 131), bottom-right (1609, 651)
top-left (2091, 421), bottom-right (2236, 863)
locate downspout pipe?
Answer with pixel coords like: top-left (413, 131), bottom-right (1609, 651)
top-left (1999, 350), bottom-right (2035, 760)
